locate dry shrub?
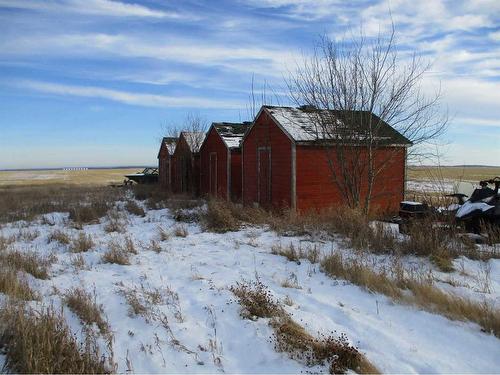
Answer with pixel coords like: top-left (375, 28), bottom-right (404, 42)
top-left (0, 268), bottom-right (38, 300)
top-left (321, 252), bottom-right (500, 338)
top-left (103, 209), bottom-right (127, 233)
top-left (271, 242), bottom-right (320, 264)
top-left (64, 287), bottom-right (109, 335)
top-left (173, 225), bottom-right (188, 238)
top-left (0, 302), bottom-right (109, 374)
top-left (271, 317), bottom-right (370, 374)
top-left (125, 200), bottom-right (145, 217)
top-left (149, 239), bottom-right (162, 253)
top-left (0, 250), bottom-right (51, 279)
top-left (124, 236), bottom-right (137, 255)
top-left (47, 229), bottom-right (71, 245)
top-left (202, 200), bottom-right (240, 233)
top-left (230, 280), bottom-right (376, 374)
top-left (230, 280), bottom-right (284, 320)
top-left (70, 232), bottom-right (94, 253)
top-left (102, 240), bottom-right (131, 265)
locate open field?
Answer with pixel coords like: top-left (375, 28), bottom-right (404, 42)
top-left (408, 166), bottom-right (500, 182)
top-left (0, 168), bottom-right (140, 187)
top-left (0, 185), bottom-right (498, 373)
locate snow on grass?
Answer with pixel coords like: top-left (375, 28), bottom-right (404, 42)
top-left (0, 202), bottom-right (499, 373)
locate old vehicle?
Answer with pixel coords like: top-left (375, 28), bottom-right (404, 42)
top-left (124, 167), bottom-right (159, 185)
top-left (454, 177), bottom-right (500, 233)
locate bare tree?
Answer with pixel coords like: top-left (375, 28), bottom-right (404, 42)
top-left (287, 25), bottom-right (448, 213)
top-left (181, 112), bottom-right (209, 152)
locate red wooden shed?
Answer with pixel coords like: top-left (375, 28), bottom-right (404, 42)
top-left (199, 122), bottom-right (250, 201)
top-left (158, 137), bottom-right (177, 190)
top-left (242, 106), bottom-right (412, 213)
top-left (172, 131), bottom-right (206, 195)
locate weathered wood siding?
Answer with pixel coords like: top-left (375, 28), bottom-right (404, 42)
top-left (242, 111), bottom-right (292, 209)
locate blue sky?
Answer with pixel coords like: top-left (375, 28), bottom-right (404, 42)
top-left (0, 0), bottom-right (499, 169)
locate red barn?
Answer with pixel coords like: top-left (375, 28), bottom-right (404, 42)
top-left (172, 131), bottom-right (206, 195)
top-left (199, 122), bottom-right (249, 201)
top-left (157, 137), bottom-right (177, 190)
top-left (242, 106), bottom-right (412, 213)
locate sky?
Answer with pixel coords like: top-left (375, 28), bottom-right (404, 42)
top-left (0, 0), bottom-right (499, 169)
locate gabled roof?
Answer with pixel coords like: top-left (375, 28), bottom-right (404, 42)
top-left (181, 131), bottom-right (206, 153)
top-left (158, 137), bottom-right (177, 158)
top-left (213, 122), bottom-right (251, 149)
top-left (262, 106), bottom-right (412, 146)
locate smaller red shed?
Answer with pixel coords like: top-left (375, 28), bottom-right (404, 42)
top-left (199, 122), bottom-right (250, 201)
top-left (172, 131), bottom-right (206, 195)
top-left (158, 137), bottom-right (177, 190)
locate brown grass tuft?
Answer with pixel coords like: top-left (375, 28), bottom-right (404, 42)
top-left (202, 200), bottom-right (240, 233)
top-left (0, 268), bottom-right (39, 300)
top-left (47, 229), bottom-right (71, 245)
top-left (0, 250), bottom-right (51, 279)
top-left (173, 225), bottom-right (188, 238)
top-left (102, 240), bottom-right (131, 265)
top-left (64, 287), bottom-right (110, 335)
top-left (70, 232), bottom-right (94, 253)
top-left (0, 302), bottom-right (110, 374)
top-left (125, 200), bottom-right (145, 217)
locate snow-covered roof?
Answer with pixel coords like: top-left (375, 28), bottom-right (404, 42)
top-left (182, 131), bottom-right (206, 153)
top-left (213, 122), bottom-right (250, 149)
top-left (158, 137), bottom-right (177, 158)
top-left (263, 106), bottom-right (412, 145)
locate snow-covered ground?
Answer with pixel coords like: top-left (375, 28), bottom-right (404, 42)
top-left (0, 201), bottom-right (499, 373)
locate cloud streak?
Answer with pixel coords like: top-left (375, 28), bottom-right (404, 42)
top-left (20, 80), bottom-right (244, 109)
top-left (0, 0), bottom-right (187, 19)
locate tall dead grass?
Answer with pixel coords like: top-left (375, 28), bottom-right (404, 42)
top-left (0, 250), bottom-right (51, 279)
top-left (321, 252), bottom-right (500, 338)
top-left (0, 269), bottom-right (38, 300)
top-left (64, 287), bottom-right (110, 335)
top-left (0, 185), bottom-right (124, 225)
top-left (0, 302), bottom-right (110, 373)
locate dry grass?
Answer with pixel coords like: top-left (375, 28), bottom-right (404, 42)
top-left (69, 202), bottom-right (110, 227)
top-left (102, 240), bottom-right (131, 265)
top-left (70, 232), bottom-right (94, 253)
top-left (230, 280), bottom-right (377, 374)
top-left (64, 287), bottom-right (110, 335)
top-left (47, 229), bottom-right (71, 245)
top-left (0, 234), bottom-right (15, 252)
top-left (0, 268), bottom-right (39, 300)
top-left (271, 242), bottom-right (320, 264)
top-left (17, 228), bottom-right (40, 242)
top-left (0, 250), bottom-right (51, 279)
top-left (202, 200), bottom-right (241, 233)
top-left (0, 184), bottom-right (125, 225)
top-left (173, 225), bottom-right (188, 238)
top-left (0, 302), bottom-right (110, 374)
top-left (321, 252), bottom-right (500, 338)
top-left (407, 166), bottom-right (500, 182)
top-left (125, 200), bottom-right (145, 217)
top-left (157, 226), bottom-right (170, 241)
top-left (103, 209), bottom-right (127, 233)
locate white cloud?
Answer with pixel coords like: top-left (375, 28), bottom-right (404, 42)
top-left (1, 32), bottom-right (295, 77)
top-left (0, 0), bottom-right (186, 19)
top-left (20, 80), bottom-right (244, 109)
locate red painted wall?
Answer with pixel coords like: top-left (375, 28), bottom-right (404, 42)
top-left (230, 150), bottom-right (242, 201)
top-left (296, 145), bottom-right (406, 213)
top-left (242, 111), bottom-right (292, 209)
top-left (158, 144), bottom-right (171, 190)
top-left (200, 127), bottom-right (229, 200)
top-left (172, 135), bottom-right (199, 195)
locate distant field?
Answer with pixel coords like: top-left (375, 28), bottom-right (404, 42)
top-left (407, 166), bottom-right (500, 182)
top-left (0, 168), bottom-right (140, 187)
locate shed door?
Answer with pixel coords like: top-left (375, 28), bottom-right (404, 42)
top-left (209, 152), bottom-right (217, 196)
top-left (258, 148), bottom-right (271, 207)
